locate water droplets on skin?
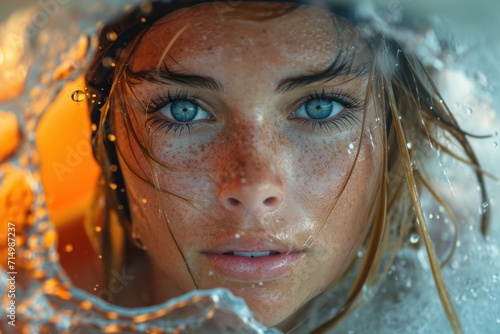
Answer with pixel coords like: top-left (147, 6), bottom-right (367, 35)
top-left (347, 143), bottom-right (355, 155)
top-left (71, 90), bottom-right (86, 102)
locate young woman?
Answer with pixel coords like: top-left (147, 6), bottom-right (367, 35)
top-left (2, 0), bottom-right (491, 333)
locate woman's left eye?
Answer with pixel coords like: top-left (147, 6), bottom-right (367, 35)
top-left (294, 98), bottom-right (346, 121)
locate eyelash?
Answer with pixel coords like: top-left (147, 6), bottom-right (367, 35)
top-left (144, 90), bottom-right (365, 136)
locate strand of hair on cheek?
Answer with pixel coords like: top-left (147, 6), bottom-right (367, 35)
top-left (387, 85), bottom-right (463, 334)
top-left (311, 64), bottom-right (389, 334)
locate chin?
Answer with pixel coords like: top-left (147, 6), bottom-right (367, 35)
top-left (228, 283), bottom-right (309, 328)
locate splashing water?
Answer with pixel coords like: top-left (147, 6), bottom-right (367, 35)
top-left (0, 0), bottom-right (499, 333)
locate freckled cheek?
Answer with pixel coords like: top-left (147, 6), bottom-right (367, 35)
top-left (289, 130), bottom-right (382, 221)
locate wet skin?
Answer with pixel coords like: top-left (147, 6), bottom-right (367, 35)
top-left (112, 2), bottom-right (383, 328)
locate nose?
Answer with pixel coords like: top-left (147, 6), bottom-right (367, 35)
top-left (218, 161), bottom-right (285, 215)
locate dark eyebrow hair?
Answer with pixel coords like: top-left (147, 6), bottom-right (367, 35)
top-left (126, 51), bottom-right (368, 94)
top-left (126, 67), bottom-right (223, 92)
top-left (276, 51), bottom-right (369, 93)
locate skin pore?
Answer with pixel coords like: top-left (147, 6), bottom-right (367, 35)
top-left (111, 2), bottom-right (384, 328)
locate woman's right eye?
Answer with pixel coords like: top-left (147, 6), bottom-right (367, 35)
top-left (159, 100), bottom-right (211, 123)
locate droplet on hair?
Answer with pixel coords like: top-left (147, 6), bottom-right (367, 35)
top-left (409, 233), bottom-right (419, 244)
top-left (102, 57), bottom-right (116, 68)
top-left (106, 31), bottom-right (118, 41)
top-left (71, 90), bottom-right (85, 102)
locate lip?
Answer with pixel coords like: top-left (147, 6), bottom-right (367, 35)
top-left (201, 236), bottom-right (304, 282)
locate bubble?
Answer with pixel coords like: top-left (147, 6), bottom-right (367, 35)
top-left (410, 233), bottom-right (420, 244)
top-left (71, 90), bottom-right (85, 102)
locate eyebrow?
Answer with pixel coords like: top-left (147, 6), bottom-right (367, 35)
top-left (127, 67), bottom-right (224, 92)
top-left (276, 51), bottom-right (369, 93)
top-left (126, 51), bottom-right (368, 93)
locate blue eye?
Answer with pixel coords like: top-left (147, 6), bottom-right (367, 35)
top-left (159, 100), bottom-right (211, 123)
top-left (170, 101), bottom-right (199, 122)
top-left (295, 98), bottom-right (345, 121)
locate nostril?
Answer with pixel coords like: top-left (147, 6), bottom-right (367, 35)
top-left (263, 196), bottom-right (279, 207)
top-left (227, 198), bottom-right (241, 207)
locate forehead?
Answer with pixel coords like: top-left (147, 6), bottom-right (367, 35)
top-left (129, 3), bottom-right (365, 72)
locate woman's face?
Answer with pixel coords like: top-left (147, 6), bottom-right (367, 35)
top-left (113, 2), bottom-right (383, 327)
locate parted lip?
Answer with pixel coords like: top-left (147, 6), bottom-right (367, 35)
top-left (201, 235), bottom-right (303, 255)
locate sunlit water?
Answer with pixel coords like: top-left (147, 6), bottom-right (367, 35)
top-left (0, 1), bottom-right (499, 333)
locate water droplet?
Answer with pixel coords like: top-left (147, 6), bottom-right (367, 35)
top-left (494, 142), bottom-right (498, 148)
top-left (406, 142), bottom-right (413, 149)
top-left (258, 281), bottom-right (264, 286)
top-left (235, 233), bottom-right (240, 239)
top-left (102, 57), bottom-right (116, 68)
top-left (71, 90), bottom-right (85, 102)
top-left (208, 271), bottom-right (214, 276)
top-left (410, 233), bottom-right (419, 244)
top-left (106, 31), bottom-right (118, 41)
top-left (240, 178), bottom-right (246, 184)
top-left (65, 244), bottom-right (73, 253)
top-left (466, 107), bottom-right (473, 115)
top-left (251, 284), bottom-right (256, 288)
